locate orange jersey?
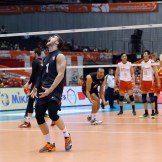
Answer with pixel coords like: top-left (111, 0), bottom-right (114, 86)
top-left (154, 68), bottom-right (162, 94)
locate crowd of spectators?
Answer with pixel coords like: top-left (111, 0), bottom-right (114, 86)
top-left (0, 72), bottom-right (28, 88)
top-left (0, 27), bottom-right (109, 52)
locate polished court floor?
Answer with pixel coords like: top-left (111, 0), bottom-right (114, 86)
top-left (0, 103), bottom-right (162, 162)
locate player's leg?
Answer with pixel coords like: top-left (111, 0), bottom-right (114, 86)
top-left (127, 89), bottom-right (136, 116)
top-left (35, 102), bottom-right (55, 152)
top-left (48, 101), bottom-right (72, 151)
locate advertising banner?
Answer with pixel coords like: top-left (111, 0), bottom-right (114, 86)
top-left (0, 86), bottom-right (162, 111)
top-left (0, 88), bottom-right (28, 111)
top-left (0, 2), bottom-right (158, 15)
top-left (0, 87), bottom-right (91, 111)
top-left (61, 86), bottom-right (91, 106)
top-left (109, 2), bottom-right (158, 13)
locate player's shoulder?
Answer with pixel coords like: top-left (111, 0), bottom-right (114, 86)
top-left (127, 61), bottom-right (132, 65)
top-left (150, 59), bottom-right (155, 63)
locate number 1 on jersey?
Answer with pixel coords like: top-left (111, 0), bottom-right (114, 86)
top-left (46, 63), bottom-right (49, 73)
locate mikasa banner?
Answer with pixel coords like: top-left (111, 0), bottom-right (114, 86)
top-left (0, 87), bottom-right (91, 111)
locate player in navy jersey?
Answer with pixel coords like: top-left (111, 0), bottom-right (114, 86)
top-left (31, 34), bottom-right (72, 152)
top-left (79, 68), bottom-right (108, 125)
top-left (19, 49), bottom-right (42, 128)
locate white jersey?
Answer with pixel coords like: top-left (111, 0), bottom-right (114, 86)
top-left (105, 74), bottom-right (114, 88)
top-left (141, 59), bottom-right (154, 81)
top-left (118, 61), bottom-right (132, 81)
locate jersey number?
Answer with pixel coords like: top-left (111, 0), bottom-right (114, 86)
top-left (46, 63), bottom-right (49, 73)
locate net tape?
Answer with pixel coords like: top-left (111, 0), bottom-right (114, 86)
top-left (0, 24), bottom-right (162, 38)
top-left (0, 23), bottom-right (161, 70)
top-left (0, 63), bottom-right (160, 71)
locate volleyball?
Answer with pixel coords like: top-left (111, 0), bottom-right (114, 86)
top-left (24, 87), bottom-right (30, 95)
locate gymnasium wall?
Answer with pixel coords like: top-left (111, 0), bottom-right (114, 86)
top-left (0, 3), bottom-right (162, 55)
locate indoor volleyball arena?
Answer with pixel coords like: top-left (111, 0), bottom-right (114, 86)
top-left (1, 1), bottom-right (162, 162)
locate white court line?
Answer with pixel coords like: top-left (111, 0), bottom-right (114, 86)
top-left (0, 128), bottom-right (162, 135)
top-left (64, 122), bottom-right (162, 125)
top-left (0, 120), bottom-right (162, 125)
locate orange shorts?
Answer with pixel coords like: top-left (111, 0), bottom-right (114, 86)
top-left (119, 80), bottom-right (133, 92)
top-left (154, 87), bottom-right (160, 95)
top-left (140, 81), bottom-right (154, 93)
top-left (154, 82), bottom-right (162, 94)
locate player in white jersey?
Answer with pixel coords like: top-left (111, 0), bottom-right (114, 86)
top-left (140, 50), bottom-right (160, 118)
top-left (114, 53), bottom-right (136, 115)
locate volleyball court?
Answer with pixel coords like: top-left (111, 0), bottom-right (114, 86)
top-left (0, 25), bottom-right (162, 162)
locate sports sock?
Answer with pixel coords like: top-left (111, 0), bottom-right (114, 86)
top-left (44, 133), bottom-right (53, 144)
top-left (62, 127), bottom-right (70, 137)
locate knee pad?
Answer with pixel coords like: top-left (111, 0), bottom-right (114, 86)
top-left (49, 113), bottom-right (59, 122)
top-left (35, 105), bottom-right (45, 125)
top-left (149, 93), bottom-right (155, 103)
top-left (119, 96), bottom-right (124, 102)
top-left (142, 94), bottom-right (147, 103)
top-left (129, 95), bottom-right (134, 102)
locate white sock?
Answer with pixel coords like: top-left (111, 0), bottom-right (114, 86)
top-left (44, 133), bottom-right (53, 144)
top-left (62, 127), bottom-right (70, 137)
top-left (25, 117), bottom-right (31, 123)
top-left (91, 113), bottom-right (96, 120)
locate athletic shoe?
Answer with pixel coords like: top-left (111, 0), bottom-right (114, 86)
top-left (151, 113), bottom-right (155, 119)
top-left (101, 103), bottom-right (105, 109)
top-left (19, 121), bottom-right (31, 128)
top-left (132, 111), bottom-right (136, 116)
top-left (87, 115), bottom-right (92, 121)
top-left (139, 113), bottom-right (149, 118)
top-left (117, 111), bottom-right (123, 115)
top-left (65, 134), bottom-right (72, 151)
top-left (39, 143), bottom-right (56, 153)
top-left (50, 121), bottom-right (56, 126)
top-left (110, 106), bottom-right (116, 109)
top-left (90, 119), bottom-right (103, 125)
top-left (155, 111), bottom-right (159, 115)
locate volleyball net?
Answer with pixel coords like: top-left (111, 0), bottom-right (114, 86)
top-left (0, 24), bottom-right (162, 110)
top-left (0, 23), bottom-right (161, 84)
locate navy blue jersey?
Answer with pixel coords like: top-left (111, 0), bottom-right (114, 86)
top-left (38, 50), bottom-right (65, 100)
top-left (88, 72), bottom-right (104, 92)
top-left (28, 57), bottom-right (42, 89)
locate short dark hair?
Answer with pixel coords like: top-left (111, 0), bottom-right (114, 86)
top-left (54, 34), bottom-right (64, 50)
top-left (109, 68), bottom-right (113, 72)
top-left (143, 50), bottom-right (151, 55)
top-left (79, 75), bottom-right (84, 80)
top-left (34, 48), bottom-right (41, 56)
top-left (97, 68), bottom-right (104, 72)
top-left (120, 53), bottom-right (126, 58)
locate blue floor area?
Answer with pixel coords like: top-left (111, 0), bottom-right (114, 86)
top-left (0, 103), bottom-right (146, 121)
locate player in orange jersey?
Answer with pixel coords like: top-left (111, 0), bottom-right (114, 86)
top-left (139, 50), bottom-right (160, 118)
top-left (114, 53), bottom-right (136, 116)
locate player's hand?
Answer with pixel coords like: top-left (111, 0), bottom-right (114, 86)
top-left (30, 88), bottom-right (38, 98)
top-left (132, 82), bottom-right (135, 87)
top-left (39, 87), bottom-right (52, 98)
top-left (24, 82), bottom-right (29, 89)
top-left (102, 101), bottom-right (108, 106)
top-left (78, 79), bottom-right (84, 86)
top-left (158, 83), bottom-right (161, 88)
top-left (90, 100), bottom-right (96, 106)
